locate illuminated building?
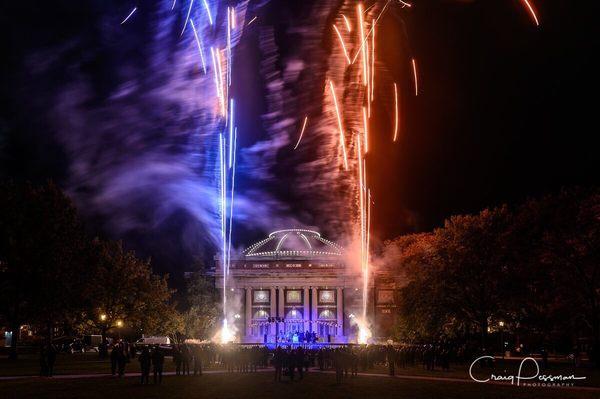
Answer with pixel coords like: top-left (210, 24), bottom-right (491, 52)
top-left (212, 229), bottom-right (404, 343)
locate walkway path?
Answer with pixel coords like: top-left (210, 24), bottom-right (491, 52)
top-left (1, 367), bottom-right (599, 393)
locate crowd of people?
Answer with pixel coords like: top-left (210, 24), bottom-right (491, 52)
top-left (36, 339), bottom-right (483, 384)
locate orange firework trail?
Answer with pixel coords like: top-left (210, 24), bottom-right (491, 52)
top-left (350, 0), bottom-right (391, 65)
top-left (520, 0), bottom-right (540, 26)
top-left (357, 136), bottom-right (365, 266)
top-left (393, 82), bottom-right (399, 141)
top-left (371, 18), bottom-right (375, 102)
top-left (210, 47), bottom-right (224, 114)
top-left (357, 4), bottom-right (368, 86)
top-left (333, 24), bottom-right (352, 64)
top-left (216, 49), bottom-right (227, 116)
top-left (320, 0), bottom-right (545, 343)
top-left (329, 81), bottom-right (349, 170)
top-left (342, 14), bottom-right (352, 32)
top-left (411, 58), bottom-right (418, 96)
top-left (293, 116), bottom-right (309, 150)
top-left (362, 107), bottom-right (369, 153)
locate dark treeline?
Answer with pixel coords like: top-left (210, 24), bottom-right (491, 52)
top-left (2, 180), bottom-right (598, 368)
top-left (385, 188), bottom-right (600, 365)
top-left (0, 181), bottom-right (182, 359)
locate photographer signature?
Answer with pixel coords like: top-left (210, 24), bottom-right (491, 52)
top-left (469, 356), bottom-right (587, 386)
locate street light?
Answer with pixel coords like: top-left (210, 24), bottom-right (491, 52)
top-left (116, 320), bottom-right (123, 327)
top-left (100, 314), bottom-right (107, 321)
top-left (498, 321), bottom-right (506, 358)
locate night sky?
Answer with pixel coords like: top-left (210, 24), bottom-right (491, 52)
top-left (1, 0), bottom-right (598, 277)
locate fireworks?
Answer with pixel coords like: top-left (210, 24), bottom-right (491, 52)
top-left (293, 116), bottom-right (309, 150)
top-left (358, 4), bottom-right (368, 86)
top-left (393, 82), bottom-right (399, 141)
top-left (181, 0), bottom-right (195, 35)
top-left (202, 0), bottom-right (213, 25)
top-left (116, 0), bottom-right (543, 344)
top-left (333, 25), bottom-right (352, 65)
top-left (190, 19), bottom-right (207, 74)
top-left (521, 0), bottom-right (540, 27)
top-left (411, 58), bottom-right (418, 97)
top-left (120, 7), bottom-right (137, 25)
top-left (328, 81), bottom-right (349, 170)
top-left (342, 14), bottom-right (352, 32)
top-left (363, 107), bottom-right (369, 153)
top-left (324, 0), bottom-right (541, 343)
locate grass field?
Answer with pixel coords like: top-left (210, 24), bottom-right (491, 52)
top-left (1, 353), bottom-right (599, 398)
top-left (0, 352), bottom-right (180, 377)
top-left (1, 371), bottom-right (598, 399)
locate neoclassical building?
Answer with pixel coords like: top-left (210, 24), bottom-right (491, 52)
top-left (212, 229), bottom-right (405, 344)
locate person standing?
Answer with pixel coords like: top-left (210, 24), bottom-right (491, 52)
top-left (39, 346), bottom-right (48, 377)
top-left (117, 346), bottom-right (128, 377)
top-left (110, 344), bottom-right (119, 375)
top-left (334, 349), bottom-right (343, 384)
top-left (273, 347), bottom-right (283, 382)
top-left (296, 347), bottom-right (305, 380)
top-left (46, 344), bottom-right (57, 377)
top-left (173, 346), bottom-right (182, 376)
top-left (152, 346), bottom-right (165, 384)
top-left (193, 345), bottom-right (203, 376)
top-left (138, 347), bottom-right (151, 384)
top-left (351, 349), bottom-right (359, 377)
top-left (182, 345), bottom-right (191, 375)
top-left (386, 345), bottom-right (395, 376)
top-left (317, 348), bottom-right (324, 371)
top-left (287, 349), bottom-right (295, 381)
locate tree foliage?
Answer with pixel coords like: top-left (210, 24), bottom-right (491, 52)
top-left (182, 275), bottom-right (219, 340)
top-left (389, 188), bottom-right (600, 358)
top-left (0, 181), bottom-right (91, 356)
top-left (83, 239), bottom-right (182, 340)
top-left (0, 181), bottom-right (182, 356)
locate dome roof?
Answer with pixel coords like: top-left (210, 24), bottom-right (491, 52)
top-left (243, 229), bottom-right (342, 259)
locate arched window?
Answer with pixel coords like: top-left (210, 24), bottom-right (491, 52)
top-left (286, 309), bottom-right (302, 320)
top-left (318, 309), bottom-right (335, 319)
top-left (253, 309), bottom-right (269, 319)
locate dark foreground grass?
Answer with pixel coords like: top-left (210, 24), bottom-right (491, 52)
top-left (0, 371), bottom-right (598, 399)
top-left (0, 353), bottom-right (189, 376)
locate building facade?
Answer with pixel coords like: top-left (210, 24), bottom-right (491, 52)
top-left (213, 229), bottom-right (405, 344)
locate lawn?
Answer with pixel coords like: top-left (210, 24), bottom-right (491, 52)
top-left (0, 352), bottom-right (202, 377)
top-left (364, 358), bottom-right (600, 387)
top-left (0, 371), bottom-right (598, 399)
top-left (2, 353), bottom-right (598, 388)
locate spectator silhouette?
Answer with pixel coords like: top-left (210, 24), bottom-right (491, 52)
top-left (138, 347), bottom-right (151, 384)
top-left (152, 346), bottom-right (165, 384)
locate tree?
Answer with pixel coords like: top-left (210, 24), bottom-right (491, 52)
top-left (391, 207), bottom-right (519, 348)
top-left (182, 274), bottom-right (219, 340)
top-left (433, 207), bottom-right (517, 348)
top-left (83, 239), bottom-right (181, 345)
top-left (0, 181), bottom-right (90, 359)
top-left (534, 189), bottom-right (600, 363)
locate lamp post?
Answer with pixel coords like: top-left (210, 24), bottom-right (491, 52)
top-left (498, 321), bottom-right (505, 358)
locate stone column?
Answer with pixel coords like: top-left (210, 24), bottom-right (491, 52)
top-left (270, 287), bottom-right (276, 336)
top-left (303, 287), bottom-right (310, 331)
top-left (336, 287), bottom-right (344, 337)
top-left (278, 287), bottom-right (285, 339)
top-left (278, 287), bottom-right (285, 319)
top-left (245, 287), bottom-right (252, 338)
top-left (311, 287), bottom-right (318, 333)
